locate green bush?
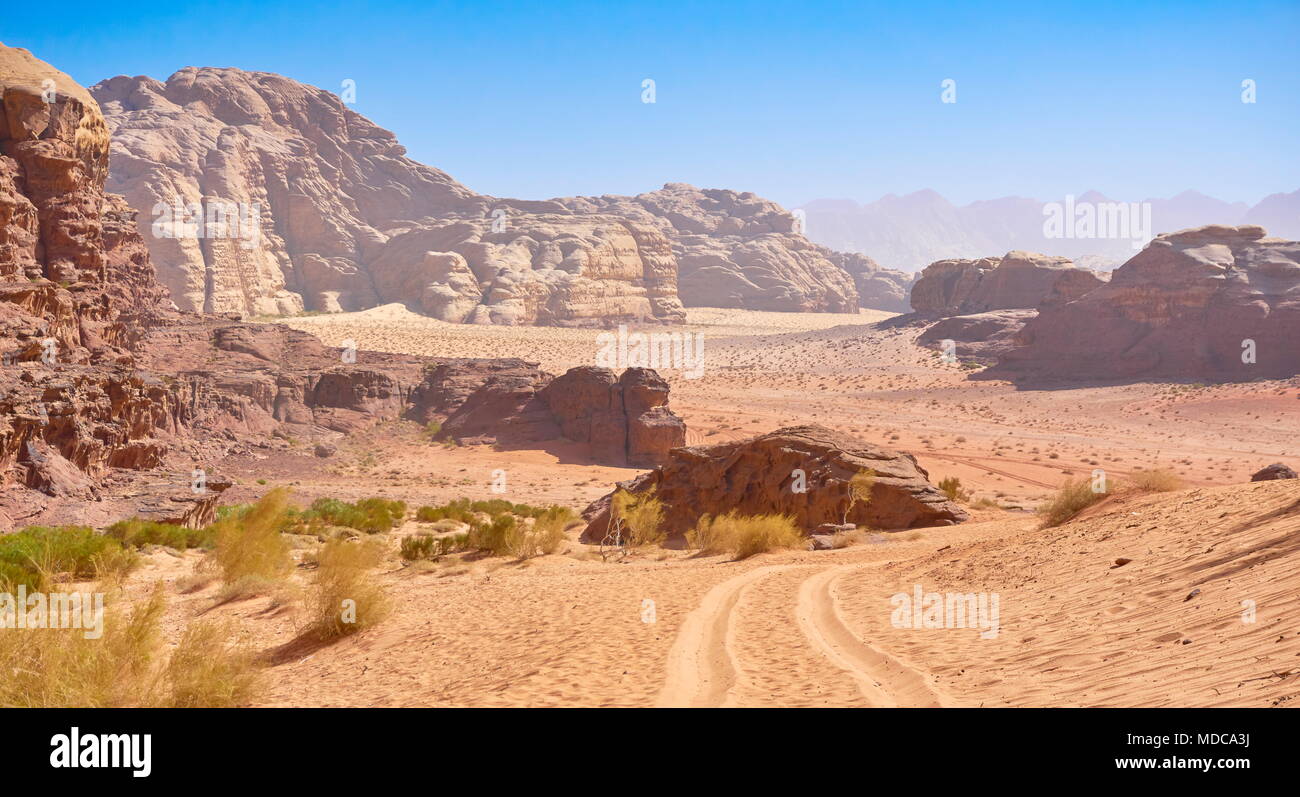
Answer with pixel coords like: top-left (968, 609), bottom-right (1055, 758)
top-left (290, 497), bottom-right (407, 534)
top-left (0, 526), bottom-right (136, 591)
top-left (106, 519), bottom-right (215, 551)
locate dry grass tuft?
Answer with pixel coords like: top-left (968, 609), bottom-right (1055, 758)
top-left (0, 583), bottom-right (261, 707)
top-left (687, 512), bottom-right (804, 559)
top-left (1038, 478), bottom-right (1107, 528)
top-left (306, 537), bottom-right (390, 640)
top-left (1124, 468), bottom-right (1184, 493)
top-left (209, 488), bottom-right (293, 594)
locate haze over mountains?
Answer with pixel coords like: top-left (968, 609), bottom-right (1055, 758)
top-left (799, 189), bottom-right (1300, 272)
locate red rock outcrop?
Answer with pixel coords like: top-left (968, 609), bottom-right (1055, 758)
top-left (541, 366), bottom-right (686, 466)
top-left (910, 250), bottom-right (1107, 316)
top-left (987, 226), bottom-right (1300, 382)
top-left (1, 45), bottom-right (688, 530)
top-left (407, 361), bottom-right (686, 466)
top-left (580, 425), bottom-right (967, 542)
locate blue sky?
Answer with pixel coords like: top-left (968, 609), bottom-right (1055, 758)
top-left (5, 0), bottom-right (1297, 206)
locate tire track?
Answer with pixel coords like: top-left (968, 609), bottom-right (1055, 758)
top-left (655, 565), bottom-right (796, 707)
top-left (795, 565), bottom-right (947, 707)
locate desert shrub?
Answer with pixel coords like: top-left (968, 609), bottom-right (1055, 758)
top-left (400, 534), bottom-right (438, 561)
top-left (611, 488), bottom-right (666, 548)
top-left (106, 518), bottom-right (215, 551)
top-left (210, 488), bottom-right (293, 589)
top-left (686, 511), bottom-right (803, 559)
top-left (1038, 478), bottom-right (1107, 528)
top-left (937, 476), bottom-right (970, 503)
top-left (399, 532), bottom-right (470, 561)
top-left (307, 537), bottom-right (390, 640)
top-left (0, 525), bottom-right (136, 592)
top-left (467, 514), bottom-right (519, 556)
top-left (0, 583), bottom-right (262, 707)
top-left (530, 506), bottom-right (574, 555)
top-left (415, 500), bottom-right (476, 524)
top-left (831, 528), bottom-right (867, 548)
top-left (293, 497), bottom-right (405, 534)
top-left (503, 506), bottom-right (576, 559)
top-left (686, 513), bottom-right (727, 554)
top-left (1124, 468), bottom-right (1183, 493)
top-left (165, 619), bottom-right (261, 707)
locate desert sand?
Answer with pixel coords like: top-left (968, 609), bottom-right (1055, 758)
top-left (104, 306), bottom-right (1300, 707)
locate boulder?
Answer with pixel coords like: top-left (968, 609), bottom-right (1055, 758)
top-left (580, 425), bottom-right (967, 542)
top-left (1251, 463), bottom-right (1297, 481)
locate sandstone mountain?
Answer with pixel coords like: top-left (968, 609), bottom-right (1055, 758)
top-left (986, 225), bottom-right (1300, 382)
top-left (91, 69), bottom-right (910, 321)
top-left (580, 425), bottom-right (967, 543)
top-left (909, 250), bottom-right (1108, 316)
top-left (0, 44), bottom-right (684, 530)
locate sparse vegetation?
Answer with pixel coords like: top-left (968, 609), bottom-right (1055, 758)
top-left (687, 511), bottom-right (803, 559)
top-left (399, 532), bottom-right (470, 561)
top-left (843, 470), bottom-right (876, 524)
top-left (1124, 468), bottom-right (1183, 493)
top-left (209, 488), bottom-right (293, 596)
top-left (938, 476), bottom-right (970, 503)
top-left (0, 525), bottom-right (136, 592)
top-left (106, 518), bottom-right (215, 551)
top-left (290, 497), bottom-right (406, 534)
top-left (165, 619), bottom-right (262, 707)
top-left (610, 488), bottom-right (666, 548)
top-left (1038, 478), bottom-right (1107, 528)
top-left (0, 584), bottom-right (261, 707)
top-left (306, 537), bottom-right (390, 640)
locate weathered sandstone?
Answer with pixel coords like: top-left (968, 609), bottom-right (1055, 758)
top-left (580, 425), bottom-right (967, 542)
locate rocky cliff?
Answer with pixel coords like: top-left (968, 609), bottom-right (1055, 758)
top-left (0, 45), bottom-right (686, 530)
top-left (986, 225), bottom-right (1300, 382)
top-left (92, 69), bottom-right (907, 320)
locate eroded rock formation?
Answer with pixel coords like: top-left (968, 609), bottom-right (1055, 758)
top-left (1, 45), bottom-right (686, 530)
top-left (92, 69), bottom-right (907, 320)
top-left (91, 68), bottom-right (686, 326)
top-left (407, 361), bottom-right (686, 467)
top-left (910, 250), bottom-right (1107, 316)
top-left (580, 425), bottom-right (967, 542)
top-left (987, 226), bottom-right (1300, 382)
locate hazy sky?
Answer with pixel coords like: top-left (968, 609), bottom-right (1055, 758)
top-left (6, 0), bottom-right (1297, 207)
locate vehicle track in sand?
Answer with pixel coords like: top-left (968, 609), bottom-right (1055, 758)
top-left (795, 564), bottom-right (947, 707)
top-left (658, 560), bottom-right (947, 707)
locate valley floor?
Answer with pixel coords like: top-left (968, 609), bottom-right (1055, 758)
top-left (136, 305), bottom-right (1300, 707)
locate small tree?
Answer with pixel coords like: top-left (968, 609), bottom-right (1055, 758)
top-left (843, 469), bottom-right (876, 525)
top-left (604, 487), bottom-right (666, 559)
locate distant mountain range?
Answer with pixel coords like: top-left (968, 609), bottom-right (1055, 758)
top-left (798, 189), bottom-right (1300, 272)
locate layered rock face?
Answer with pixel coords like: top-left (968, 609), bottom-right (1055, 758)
top-left (93, 69), bottom-right (906, 320)
top-left (910, 251), bottom-right (1107, 316)
top-left (560, 184), bottom-right (911, 313)
top-left (580, 425), bottom-right (967, 542)
top-left (91, 68), bottom-right (685, 326)
top-left (988, 226), bottom-right (1300, 382)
